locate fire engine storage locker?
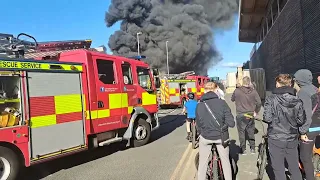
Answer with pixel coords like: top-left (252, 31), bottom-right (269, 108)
top-left (0, 71), bottom-right (23, 128)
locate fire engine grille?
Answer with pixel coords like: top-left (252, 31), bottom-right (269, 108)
top-left (250, 0), bottom-right (320, 90)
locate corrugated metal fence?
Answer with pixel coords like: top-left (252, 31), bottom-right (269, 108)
top-left (250, 0), bottom-right (320, 90)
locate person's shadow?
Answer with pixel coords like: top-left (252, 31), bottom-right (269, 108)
top-left (229, 139), bottom-right (241, 180)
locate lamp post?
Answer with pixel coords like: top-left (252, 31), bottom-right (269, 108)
top-left (137, 32), bottom-right (142, 56)
top-left (166, 41), bottom-right (169, 75)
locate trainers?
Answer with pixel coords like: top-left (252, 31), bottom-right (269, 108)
top-left (242, 150), bottom-right (247, 155)
top-left (250, 149), bottom-right (256, 154)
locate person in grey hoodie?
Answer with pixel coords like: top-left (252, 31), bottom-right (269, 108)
top-left (294, 69), bottom-right (318, 180)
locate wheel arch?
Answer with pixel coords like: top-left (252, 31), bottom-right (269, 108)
top-left (123, 106), bottom-right (152, 141)
top-left (0, 142), bottom-right (26, 167)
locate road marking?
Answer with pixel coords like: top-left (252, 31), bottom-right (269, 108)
top-left (170, 143), bottom-right (192, 180)
top-left (179, 149), bottom-right (198, 180)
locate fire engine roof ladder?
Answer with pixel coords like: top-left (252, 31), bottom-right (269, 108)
top-left (160, 71), bottom-right (195, 80)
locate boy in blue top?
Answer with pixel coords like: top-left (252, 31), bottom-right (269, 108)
top-left (182, 92), bottom-right (198, 141)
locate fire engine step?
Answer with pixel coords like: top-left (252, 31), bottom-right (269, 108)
top-left (98, 137), bottom-right (123, 146)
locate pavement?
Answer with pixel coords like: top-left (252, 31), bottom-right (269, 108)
top-left (22, 94), bottom-right (271, 180)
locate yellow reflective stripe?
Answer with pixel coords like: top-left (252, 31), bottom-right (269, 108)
top-left (169, 88), bottom-right (176, 94)
top-left (31, 115), bottom-right (56, 128)
top-left (191, 88), bottom-right (197, 92)
top-left (55, 94), bottom-right (82, 114)
top-left (142, 92), bottom-right (156, 105)
top-left (128, 106), bottom-right (133, 114)
top-left (109, 93), bottom-right (129, 109)
top-left (98, 109), bottom-right (110, 118)
top-left (175, 93), bottom-right (180, 96)
top-left (121, 93), bottom-right (128, 107)
top-left (201, 88), bottom-right (204, 93)
top-left (0, 60), bottom-right (82, 71)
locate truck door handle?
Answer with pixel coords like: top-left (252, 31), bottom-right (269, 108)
top-left (137, 98), bottom-right (142, 104)
top-left (98, 101), bottom-right (104, 108)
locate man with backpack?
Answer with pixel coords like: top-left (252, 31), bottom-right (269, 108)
top-left (294, 69), bottom-right (320, 180)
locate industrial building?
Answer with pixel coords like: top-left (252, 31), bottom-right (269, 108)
top-left (239, 0), bottom-right (320, 89)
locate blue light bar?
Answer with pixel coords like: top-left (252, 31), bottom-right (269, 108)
top-left (128, 55), bottom-right (146, 60)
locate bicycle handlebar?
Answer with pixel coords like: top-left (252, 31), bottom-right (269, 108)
top-left (243, 113), bottom-right (266, 136)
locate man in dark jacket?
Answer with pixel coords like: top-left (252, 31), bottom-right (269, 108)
top-left (264, 74), bottom-right (306, 180)
top-left (196, 82), bottom-right (235, 180)
top-left (231, 76), bottom-right (262, 154)
top-left (294, 69), bottom-right (319, 180)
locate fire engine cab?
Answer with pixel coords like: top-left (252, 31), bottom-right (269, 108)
top-left (0, 33), bottom-right (159, 180)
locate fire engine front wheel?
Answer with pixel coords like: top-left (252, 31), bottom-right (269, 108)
top-left (132, 118), bottom-right (151, 147)
top-left (0, 146), bottom-right (20, 180)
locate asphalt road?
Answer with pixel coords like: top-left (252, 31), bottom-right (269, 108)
top-left (23, 108), bottom-right (188, 180)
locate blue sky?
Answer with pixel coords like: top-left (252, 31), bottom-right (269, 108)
top-left (2, 0), bottom-right (254, 79)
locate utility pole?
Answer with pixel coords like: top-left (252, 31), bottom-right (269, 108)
top-left (166, 41), bottom-right (169, 74)
top-left (137, 32), bottom-right (142, 56)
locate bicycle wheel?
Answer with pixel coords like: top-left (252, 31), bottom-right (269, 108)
top-left (192, 123), bottom-right (197, 149)
top-left (210, 150), bottom-right (219, 180)
top-left (257, 143), bottom-right (267, 180)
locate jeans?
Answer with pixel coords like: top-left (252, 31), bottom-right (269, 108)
top-left (236, 115), bottom-right (255, 151)
top-left (198, 135), bottom-right (232, 180)
top-left (268, 138), bottom-right (302, 180)
top-left (299, 133), bottom-right (317, 180)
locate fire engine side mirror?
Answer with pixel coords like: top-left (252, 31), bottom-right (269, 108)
top-left (153, 68), bottom-right (159, 76)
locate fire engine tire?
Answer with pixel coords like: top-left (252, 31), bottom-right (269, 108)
top-left (132, 118), bottom-right (151, 147)
top-left (0, 146), bottom-right (20, 180)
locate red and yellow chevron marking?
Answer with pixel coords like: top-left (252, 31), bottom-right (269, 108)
top-left (160, 80), bottom-right (169, 104)
top-left (30, 94), bottom-right (84, 128)
top-left (84, 93), bottom-right (134, 120)
top-left (30, 92), bottom-right (155, 128)
top-left (169, 88), bottom-right (180, 97)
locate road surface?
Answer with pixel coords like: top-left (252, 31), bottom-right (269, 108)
top-left (24, 108), bottom-right (189, 180)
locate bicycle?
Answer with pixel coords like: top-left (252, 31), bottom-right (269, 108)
top-left (243, 114), bottom-right (267, 180)
top-left (190, 118), bottom-right (199, 149)
top-left (194, 142), bottom-right (237, 180)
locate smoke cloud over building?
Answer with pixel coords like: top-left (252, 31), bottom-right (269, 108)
top-left (105, 0), bottom-right (239, 75)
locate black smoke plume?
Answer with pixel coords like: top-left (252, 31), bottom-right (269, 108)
top-left (105, 0), bottom-right (239, 75)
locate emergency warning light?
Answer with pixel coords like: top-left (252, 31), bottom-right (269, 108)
top-left (128, 55), bottom-right (146, 61)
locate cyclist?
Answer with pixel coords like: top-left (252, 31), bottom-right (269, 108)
top-left (263, 74), bottom-right (306, 180)
top-left (196, 82), bottom-right (235, 180)
top-left (182, 92), bottom-right (197, 141)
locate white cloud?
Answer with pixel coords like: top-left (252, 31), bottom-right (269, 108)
top-left (220, 62), bottom-right (242, 68)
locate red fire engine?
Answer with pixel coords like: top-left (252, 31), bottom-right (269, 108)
top-left (157, 71), bottom-right (209, 108)
top-left (185, 75), bottom-right (209, 100)
top-left (0, 33), bottom-right (159, 180)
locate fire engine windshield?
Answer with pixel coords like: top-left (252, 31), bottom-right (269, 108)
top-left (137, 67), bottom-right (152, 91)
